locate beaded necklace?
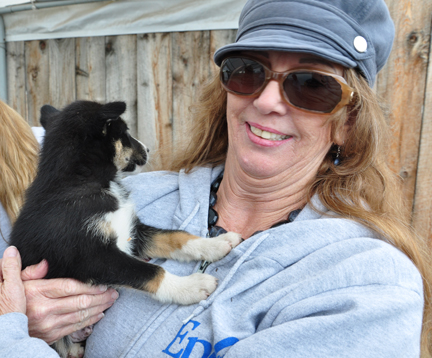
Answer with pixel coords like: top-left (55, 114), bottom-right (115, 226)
top-left (198, 171), bottom-right (301, 273)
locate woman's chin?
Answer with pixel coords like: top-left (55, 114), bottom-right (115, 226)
top-left (235, 155), bottom-right (291, 179)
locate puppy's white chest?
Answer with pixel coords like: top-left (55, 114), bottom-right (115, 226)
top-left (106, 201), bottom-right (135, 254)
top-left (104, 181), bottom-right (135, 255)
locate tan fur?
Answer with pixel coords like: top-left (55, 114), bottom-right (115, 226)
top-left (143, 268), bottom-right (165, 294)
top-left (0, 101), bottom-right (39, 225)
top-left (113, 140), bottom-right (133, 171)
top-left (146, 232), bottom-right (199, 258)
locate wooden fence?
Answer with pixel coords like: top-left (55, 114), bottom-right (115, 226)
top-left (5, 0), bottom-right (432, 243)
top-left (6, 30), bottom-right (236, 169)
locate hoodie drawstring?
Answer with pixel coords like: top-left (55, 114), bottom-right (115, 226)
top-left (183, 233), bottom-right (269, 324)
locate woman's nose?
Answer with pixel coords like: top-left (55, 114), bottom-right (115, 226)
top-left (253, 79), bottom-right (288, 115)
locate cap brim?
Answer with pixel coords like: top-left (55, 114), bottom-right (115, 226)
top-left (214, 29), bottom-right (357, 71)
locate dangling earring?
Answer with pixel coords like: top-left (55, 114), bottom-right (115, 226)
top-left (334, 146), bottom-right (341, 166)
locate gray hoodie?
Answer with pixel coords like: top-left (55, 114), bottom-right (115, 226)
top-left (0, 166), bottom-right (423, 357)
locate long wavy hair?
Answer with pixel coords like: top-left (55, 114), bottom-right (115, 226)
top-left (0, 101), bottom-right (39, 230)
top-left (167, 70), bottom-right (432, 356)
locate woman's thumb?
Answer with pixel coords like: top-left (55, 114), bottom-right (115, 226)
top-left (2, 246), bottom-right (23, 282)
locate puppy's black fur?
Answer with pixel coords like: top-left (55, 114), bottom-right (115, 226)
top-left (11, 101), bottom-right (156, 286)
top-left (10, 100), bottom-right (240, 358)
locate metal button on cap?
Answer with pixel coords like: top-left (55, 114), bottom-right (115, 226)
top-left (354, 36), bottom-right (368, 53)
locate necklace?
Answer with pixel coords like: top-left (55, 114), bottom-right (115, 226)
top-left (207, 171), bottom-right (301, 238)
top-left (198, 172), bottom-right (302, 274)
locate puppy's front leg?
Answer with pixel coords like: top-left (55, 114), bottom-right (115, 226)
top-left (78, 249), bottom-right (217, 305)
top-left (133, 222), bottom-right (242, 263)
top-left (145, 269), bottom-right (218, 305)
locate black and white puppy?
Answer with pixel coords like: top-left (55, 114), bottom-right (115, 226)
top-left (10, 100), bottom-right (241, 358)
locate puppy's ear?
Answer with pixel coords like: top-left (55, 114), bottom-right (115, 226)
top-left (40, 104), bottom-right (60, 130)
top-left (100, 102), bottom-right (126, 119)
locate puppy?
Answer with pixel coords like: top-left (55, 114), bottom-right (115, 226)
top-left (10, 100), bottom-right (241, 358)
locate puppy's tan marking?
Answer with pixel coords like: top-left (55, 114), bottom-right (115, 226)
top-left (113, 140), bottom-right (133, 171)
top-left (146, 232), bottom-right (198, 258)
top-left (143, 268), bottom-right (165, 294)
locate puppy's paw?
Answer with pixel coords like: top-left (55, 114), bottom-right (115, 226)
top-left (67, 343), bottom-right (84, 358)
top-left (69, 325), bottom-right (94, 343)
top-left (179, 273), bottom-right (218, 304)
top-left (171, 232), bottom-right (242, 263)
top-left (152, 271), bottom-right (218, 305)
top-left (215, 231), bottom-right (242, 249)
top-left (199, 231), bottom-right (242, 262)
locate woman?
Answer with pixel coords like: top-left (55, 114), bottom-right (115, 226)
top-left (83, 0), bottom-right (429, 356)
top-left (0, 100), bottom-right (118, 357)
top-left (1, 0), bottom-right (431, 356)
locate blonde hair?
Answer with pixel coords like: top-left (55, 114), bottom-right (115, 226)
top-left (312, 70), bottom-right (432, 357)
top-left (168, 74), bottom-right (227, 171)
top-left (168, 70), bottom-right (432, 356)
top-left (0, 101), bottom-right (39, 227)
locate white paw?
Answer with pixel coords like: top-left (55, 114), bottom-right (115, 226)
top-left (171, 232), bottom-right (242, 262)
top-left (200, 231), bottom-right (242, 262)
top-left (216, 231), bottom-right (243, 249)
top-left (152, 271), bottom-right (218, 305)
top-left (70, 325), bottom-right (94, 343)
top-left (67, 343), bottom-right (84, 358)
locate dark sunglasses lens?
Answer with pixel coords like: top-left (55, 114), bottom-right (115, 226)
top-left (221, 58), bottom-right (265, 94)
top-left (283, 72), bottom-right (342, 113)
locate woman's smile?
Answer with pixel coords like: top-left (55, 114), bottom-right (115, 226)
top-left (246, 122), bottom-right (293, 147)
top-left (225, 51), bottom-right (340, 178)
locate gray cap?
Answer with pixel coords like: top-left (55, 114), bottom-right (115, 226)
top-left (214, 0), bottom-right (395, 86)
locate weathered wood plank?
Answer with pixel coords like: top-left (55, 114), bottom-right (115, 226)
top-left (48, 38), bottom-right (76, 109)
top-left (6, 41), bottom-right (27, 120)
top-left (105, 35), bottom-right (137, 136)
top-left (137, 32), bottom-right (172, 170)
top-left (209, 29), bottom-right (237, 74)
top-left (76, 37), bottom-right (106, 102)
top-left (171, 31), bottom-right (212, 149)
top-left (25, 40), bottom-right (50, 126)
top-left (377, 0), bottom-right (432, 217)
top-left (412, 30), bottom-right (432, 242)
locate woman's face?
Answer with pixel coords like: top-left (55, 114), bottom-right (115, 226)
top-left (225, 51), bottom-right (346, 179)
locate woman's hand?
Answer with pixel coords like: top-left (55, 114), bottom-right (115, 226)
top-left (21, 259), bottom-right (119, 345)
top-left (0, 246), bottom-right (27, 315)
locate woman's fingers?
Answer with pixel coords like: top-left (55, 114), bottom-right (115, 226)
top-left (25, 277), bottom-right (110, 300)
top-left (21, 259), bottom-right (49, 281)
top-left (28, 287), bottom-right (119, 317)
top-left (23, 277), bottom-right (118, 344)
top-left (0, 246), bottom-right (27, 315)
top-left (29, 303), bottom-right (112, 345)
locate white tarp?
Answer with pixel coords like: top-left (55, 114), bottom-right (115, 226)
top-left (2, 0), bottom-right (246, 42)
top-left (1, 0), bottom-right (29, 7)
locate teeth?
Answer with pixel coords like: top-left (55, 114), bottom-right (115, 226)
top-left (250, 125), bottom-right (289, 141)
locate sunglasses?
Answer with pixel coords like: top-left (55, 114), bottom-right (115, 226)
top-left (220, 57), bottom-right (354, 114)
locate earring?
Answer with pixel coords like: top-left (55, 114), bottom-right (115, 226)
top-left (334, 146), bottom-right (341, 166)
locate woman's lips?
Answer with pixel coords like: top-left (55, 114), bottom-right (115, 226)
top-left (246, 122), bottom-right (292, 147)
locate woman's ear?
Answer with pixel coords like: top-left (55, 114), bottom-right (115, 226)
top-left (334, 110), bottom-right (355, 145)
top-left (334, 122), bottom-right (349, 145)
